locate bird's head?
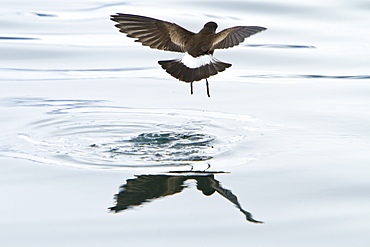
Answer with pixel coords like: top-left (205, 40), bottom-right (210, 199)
top-left (204, 21), bottom-right (218, 30)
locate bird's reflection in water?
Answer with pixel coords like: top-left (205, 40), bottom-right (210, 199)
top-left (109, 171), bottom-right (263, 223)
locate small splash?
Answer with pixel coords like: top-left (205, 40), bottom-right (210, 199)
top-left (0, 99), bottom-right (263, 170)
top-left (99, 131), bottom-right (214, 164)
top-left (128, 132), bottom-right (211, 146)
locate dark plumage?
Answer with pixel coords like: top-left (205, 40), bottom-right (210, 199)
top-left (111, 13), bottom-right (267, 96)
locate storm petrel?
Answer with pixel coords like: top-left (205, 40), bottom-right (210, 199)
top-left (111, 13), bottom-right (267, 97)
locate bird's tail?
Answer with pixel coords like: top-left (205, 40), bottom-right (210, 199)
top-left (158, 54), bottom-right (231, 82)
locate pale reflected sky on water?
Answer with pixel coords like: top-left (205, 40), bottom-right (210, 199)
top-left (1, 1), bottom-right (370, 246)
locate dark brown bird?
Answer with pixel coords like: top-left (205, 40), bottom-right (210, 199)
top-left (111, 13), bottom-right (267, 97)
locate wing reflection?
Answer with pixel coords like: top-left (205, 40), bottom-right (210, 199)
top-left (109, 171), bottom-right (263, 223)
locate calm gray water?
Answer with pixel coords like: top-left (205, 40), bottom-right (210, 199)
top-left (1, 0), bottom-right (370, 246)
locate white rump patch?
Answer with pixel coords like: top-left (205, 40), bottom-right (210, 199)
top-left (181, 53), bottom-right (214, 69)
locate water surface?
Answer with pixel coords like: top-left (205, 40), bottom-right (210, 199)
top-left (1, 0), bottom-right (370, 246)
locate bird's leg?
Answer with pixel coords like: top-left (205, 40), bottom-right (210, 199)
top-left (206, 79), bottom-right (210, 97)
top-left (190, 82), bottom-right (193, 95)
top-left (203, 163), bottom-right (211, 171)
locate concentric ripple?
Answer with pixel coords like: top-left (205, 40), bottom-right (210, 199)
top-left (2, 101), bottom-right (263, 169)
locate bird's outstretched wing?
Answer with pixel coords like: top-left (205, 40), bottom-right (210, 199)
top-left (111, 13), bottom-right (195, 53)
top-left (212, 26), bottom-right (267, 50)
